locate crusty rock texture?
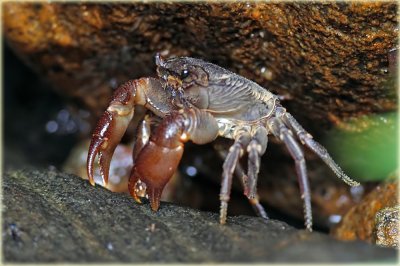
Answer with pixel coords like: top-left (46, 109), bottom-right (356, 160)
top-left (3, 169), bottom-right (396, 262)
top-left (3, 3), bottom-right (397, 122)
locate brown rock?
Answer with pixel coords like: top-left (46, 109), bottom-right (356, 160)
top-left (3, 2), bottom-right (397, 123)
top-left (375, 205), bottom-right (399, 248)
top-left (331, 180), bottom-right (398, 243)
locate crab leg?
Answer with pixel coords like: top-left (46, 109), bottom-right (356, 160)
top-left (268, 118), bottom-right (313, 231)
top-left (246, 127), bottom-right (268, 200)
top-left (128, 114), bottom-right (159, 203)
top-left (235, 160), bottom-right (269, 220)
top-left (282, 110), bottom-right (360, 187)
top-left (132, 113), bottom-right (162, 162)
top-left (87, 78), bottom-right (174, 187)
top-left (132, 108), bottom-right (219, 211)
top-left (215, 142), bottom-right (268, 219)
top-left (219, 132), bottom-right (251, 224)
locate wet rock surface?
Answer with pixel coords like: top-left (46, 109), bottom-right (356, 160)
top-left (2, 169), bottom-right (396, 263)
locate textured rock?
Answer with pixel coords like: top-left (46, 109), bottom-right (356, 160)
top-left (331, 180), bottom-right (398, 244)
top-left (3, 2), bottom-right (397, 123)
top-left (375, 205), bottom-right (399, 248)
top-left (2, 169), bottom-right (396, 262)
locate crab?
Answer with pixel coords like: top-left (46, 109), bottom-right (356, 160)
top-left (87, 53), bottom-right (360, 231)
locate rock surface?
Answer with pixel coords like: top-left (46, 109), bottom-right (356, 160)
top-left (3, 2), bottom-right (397, 123)
top-left (3, 169), bottom-right (396, 263)
top-left (331, 180), bottom-right (398, 245)
top-left (375, 205), bottom-right (400, 248)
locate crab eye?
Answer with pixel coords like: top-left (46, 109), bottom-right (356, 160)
top-left (181, 69), bottom-right (190, 79)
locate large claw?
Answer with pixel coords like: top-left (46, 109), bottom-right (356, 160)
top-left (132, 141), bottom-right (184, 211)
top-left (129, 109), bottom-right (218, 211)
top-left (87, 81), bottom-right (136, 187)
top-left (128, 111), bottom-right (186, 210)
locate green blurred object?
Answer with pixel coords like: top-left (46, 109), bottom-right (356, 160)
top-left (325, 112), bottom-right (398, 182)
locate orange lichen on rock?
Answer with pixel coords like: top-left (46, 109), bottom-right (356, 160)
top-left (3, 3), bottom-right (47, 53)
top-left (331, 180), bottom-right (398, 243)
top-left (375, 205), bottom-right (399, 248)
top-left (4, 3), bottom-right (75, 52)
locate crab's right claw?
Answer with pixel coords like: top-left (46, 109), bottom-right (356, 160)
top-left (87, 84), bottom-right (136, 186)
top-left (87, 111), bottom-right (113, 186)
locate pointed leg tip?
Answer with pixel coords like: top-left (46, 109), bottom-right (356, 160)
top-left (219, 201), bottom-right (228, 225)
top-left (219, 215), bottom-right (227, 225)
top-left (305, 220), bottom-right (313, 232)
top-left (150, 201), bottom-right (160, 211)
top-left (147, 187), bottom-right (162, 211)
top-left (345, 178), bottom-right (360, 187)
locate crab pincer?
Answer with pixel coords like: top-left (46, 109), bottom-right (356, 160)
top-left (87, 77), bottom-right (175, 187)
top-left (130, 108), bottom-right (219, 211)
top-left (87, 81), bottom-right (138, 186)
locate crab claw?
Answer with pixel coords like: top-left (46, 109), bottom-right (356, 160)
top-left (130, 109), bottom-right (218, 211)
top-left (128, 111), bottom-right (188, 211)
top-left (132, 141), bottom-right (184, 211)
top-left (87, 82), bottom-right (136, 187)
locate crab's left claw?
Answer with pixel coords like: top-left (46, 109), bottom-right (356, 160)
top-left (87, 81), bottom-right (136, 186)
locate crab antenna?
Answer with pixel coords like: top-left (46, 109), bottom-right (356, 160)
top-left (155, 53), bottom-right (165, 67)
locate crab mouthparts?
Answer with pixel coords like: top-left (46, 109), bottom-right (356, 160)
top-left (167, 75), bottom-right (183, 89)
